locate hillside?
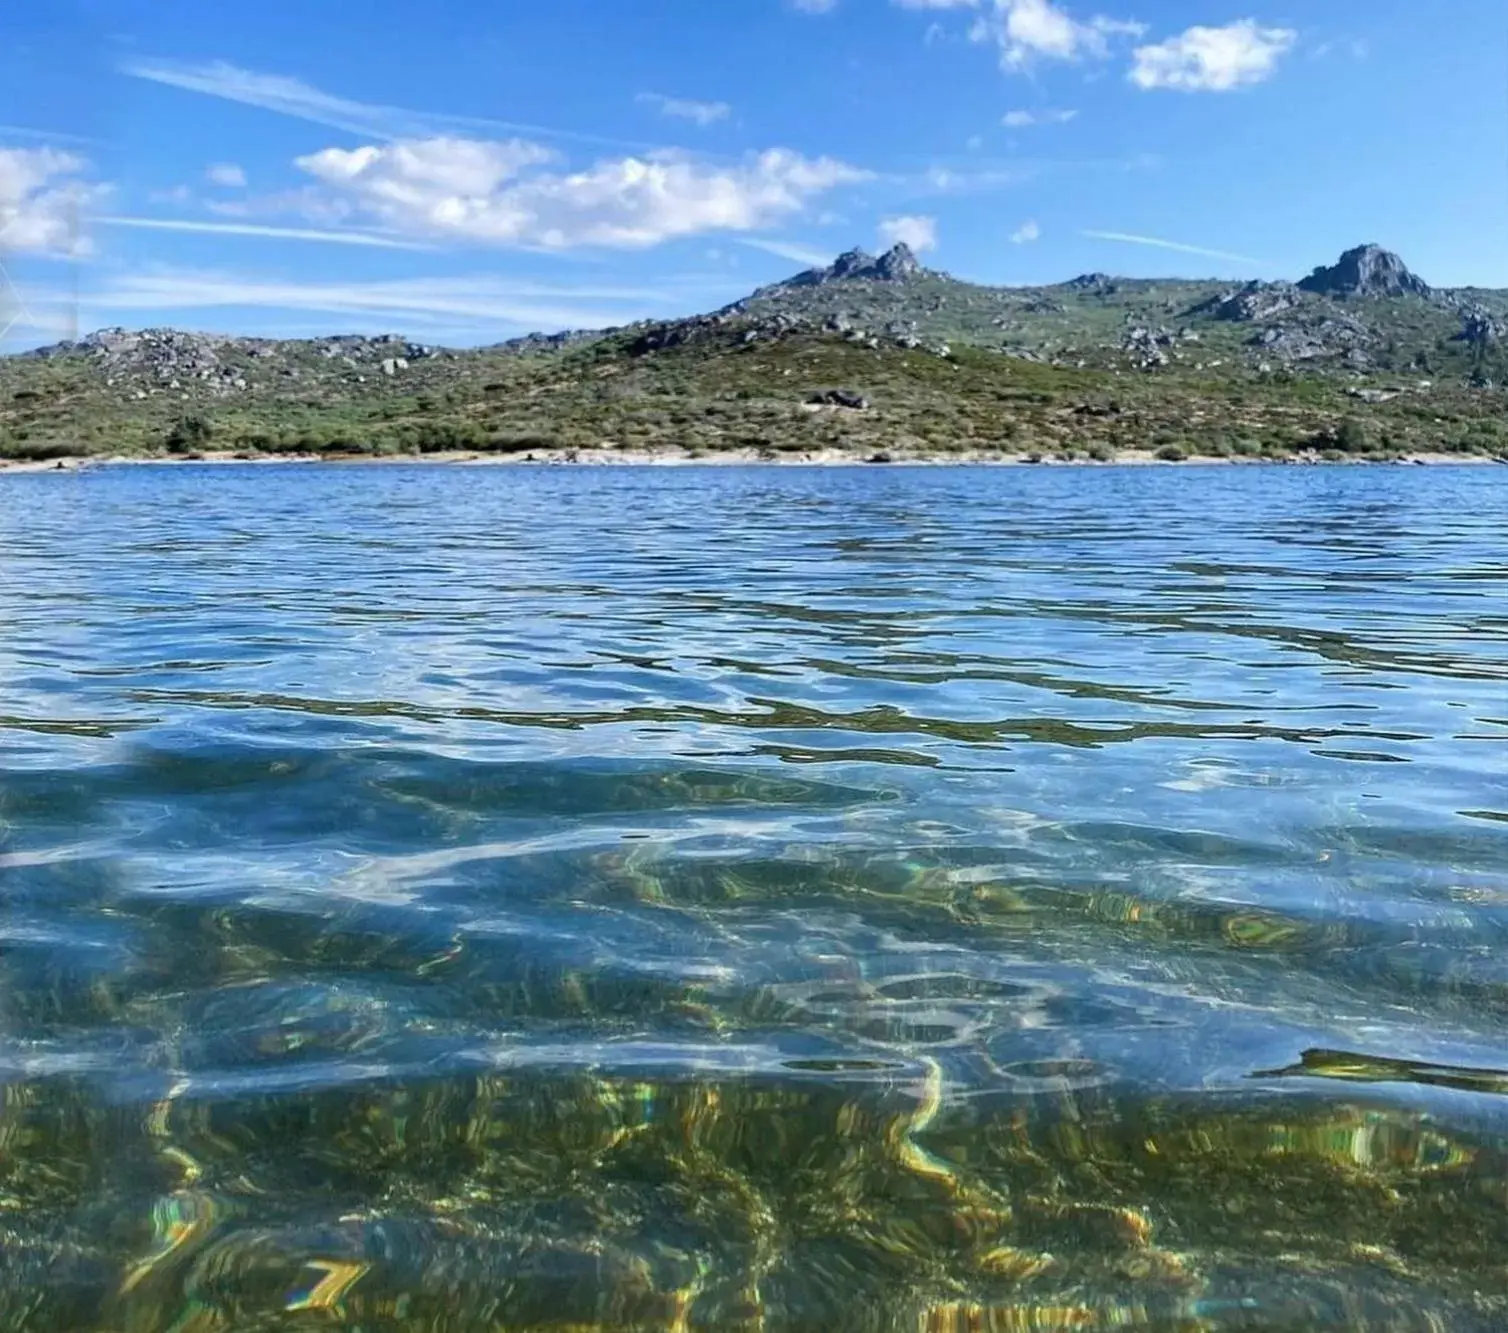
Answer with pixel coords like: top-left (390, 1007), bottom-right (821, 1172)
top-left (2, 243), bottom-right (1506, 465)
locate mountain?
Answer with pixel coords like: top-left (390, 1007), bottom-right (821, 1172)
top-left (1298, 244), bottom-right (1433, 299)
top-left (2, 245), bottom-right (1506, 466)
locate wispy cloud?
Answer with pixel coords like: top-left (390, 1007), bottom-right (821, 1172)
top-left (205, 162), bottom-right (248, 188)
top-left (119, 58), bottom-right (651, 150)
top-left (0, 124), bottom-right (99, 147)
top-left (95, 215), bottom-right (435, 250)
top-left (1002, 108), bottom-right (1077, 128)
top-left (916, 163), bottom-right (1034, 194)
top-left (738, 237), bottom-right (834, 267)
top-left (78, 267), bottom-right (708, 334)
top-left (636, 93), bottom-right (732, 126)
top-left (1080, 228), bottom-right (1263, 266)
top-left (790, 0), bottom-right (840, 12)
top-left (1010, 219), bottom-right (1041, 243)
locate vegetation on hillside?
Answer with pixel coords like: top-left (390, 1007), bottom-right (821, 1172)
top-left (2, 244), bottom-right (1505, 464)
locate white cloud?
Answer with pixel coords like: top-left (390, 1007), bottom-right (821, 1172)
top-left (972, 0), bottom-right (1144, 70)
top-left (1080, 228), bottom-right (1262, 265)
top-left (878, 214), bottom-right (937, 252)
top-left (1002, 107), bottom-right (1078, 127)
top-left (206, 162), bottom-right (248, 188)
top-left (0, 147), bottom-right (101, 256)
top-left (292, 137), bottom-right (869, 250)
top-left (636, 93), bottom-right (732, 127)
top-left (119, 58), bottom-right (649, 151)
top-left (1130, 20), bottom-right (1296, 91)
top-left (299, 137), bottom-right (555, 196)
top-left (1010, 219), bottom-right (1041, 243)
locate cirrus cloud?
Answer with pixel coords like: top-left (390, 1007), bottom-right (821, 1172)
top-left (292, 136), bottom-right (871, 250)
top-left (1130, 20), bottom-right (1296, 91)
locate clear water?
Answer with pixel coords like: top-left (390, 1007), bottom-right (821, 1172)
top-left (2, 463), bottom-right (1507, 1330)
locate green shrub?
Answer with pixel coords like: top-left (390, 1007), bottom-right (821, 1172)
top-left (1155, 443), bottom-right (1188, 462)
top-left (166, 415), bottom-right (214, 454)
top-left (0, 438), bottom-right (76, 462)
top-left (1335, 417), bottom-right (1373, 452)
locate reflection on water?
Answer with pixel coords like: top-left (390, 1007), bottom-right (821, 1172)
top-left (1, 463), bottom-right (1506, 1329)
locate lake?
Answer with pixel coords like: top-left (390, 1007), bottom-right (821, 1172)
top-left (2, 462), bottom-right (1506, 1330)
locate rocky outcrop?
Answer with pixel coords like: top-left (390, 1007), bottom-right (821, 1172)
top-left (1064, 273), bottom-right (1116, 291)
top-left (490, 328), bottom-right (603, 356)
top-left (782, 243), bottom-right (925, 288)
top-left (1455, 307), bottom-right (1505, 348)
top-left (1298, 245), bottom-right (1431, 298)
top-left (1121, 325), bottom-right (1176, 369)
top-left (17, 327), bottom-right (446, 404)
top-left (1249, 313), bottom-right (1372, 363)
top-left (1196, 280), bottom-right (1302, 323)
top-left (626, 313), bottom-right (737, 355)
top-left (807, 389), bottom-right (869, 409)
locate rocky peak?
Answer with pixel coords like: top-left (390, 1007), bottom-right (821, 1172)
top-left (828, 248), bottom-right (877, 280)
top-left (871, 243), bottom-right (921, 280)
top-left (784, 243), bottom-right (925, 288)
top-left (1298, 244), bottom-right (1431, 298)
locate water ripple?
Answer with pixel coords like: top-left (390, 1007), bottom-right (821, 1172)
top-left (2, 463), bottom-right (1507, 1328)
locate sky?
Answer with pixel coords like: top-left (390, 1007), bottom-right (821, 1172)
top-left (2, 0), bottom-right (1504, 349)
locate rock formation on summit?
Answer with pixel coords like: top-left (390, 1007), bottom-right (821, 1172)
top-left (1298, 245), bottom-right (1431, 298)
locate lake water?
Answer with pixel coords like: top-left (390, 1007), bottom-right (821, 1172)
top-left (2, 462), bottom-right (1507, 1330)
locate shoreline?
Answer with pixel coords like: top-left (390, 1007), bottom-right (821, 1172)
top-left (4, 447), bottom-right (1504, 474)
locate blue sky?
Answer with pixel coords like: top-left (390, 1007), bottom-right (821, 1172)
top-left (2, 0), bottom-right (1504, 348)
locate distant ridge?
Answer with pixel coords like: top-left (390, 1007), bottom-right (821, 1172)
top-left (2, 235), bottom-right (1504, 467)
